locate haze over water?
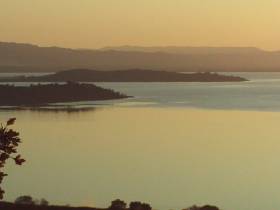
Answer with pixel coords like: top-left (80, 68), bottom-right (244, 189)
top-left (1, 72), bottom-right (280, 210)
top-left (2, 1), bottom-right (280, 210)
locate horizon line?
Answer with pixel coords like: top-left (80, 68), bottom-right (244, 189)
top-left (1, 40), bottom-right (279, 52)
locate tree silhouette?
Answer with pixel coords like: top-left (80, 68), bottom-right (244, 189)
top-left (40, 198), bottom-right (49, 206)
top-left (183, 205), bottom-right (220, 210)
top-left (130, 201), bottom-right (152, 210)
top-left (0, 118), bottom-right (25, 199)
top-left (110, 199), bottom-right (127, 210)
top-left (14, 195), bottom-right (34, 205)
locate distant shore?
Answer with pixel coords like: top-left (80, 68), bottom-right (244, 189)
top-left (0, 69), bottom-right (248, 82)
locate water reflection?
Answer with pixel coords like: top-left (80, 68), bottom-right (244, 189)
top-left (0, 106), bottom-right (97, 114)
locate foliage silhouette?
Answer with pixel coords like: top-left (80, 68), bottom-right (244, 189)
top-left (14, 195), bottom-right (49, 206)
top-left (40, 198), bottom-right (49, 206)
top-left (0, 118), bottom-right (25, 199)
top-left (109, 199), bottom-right (127, 210)
top-left (183, 205), bottom-right (220, 210)
top-left (129, 201), bottom-right (152, 210)
top-left (0, 199), bottom-right (221, 210)
top-left (15, 195), bottom-right (35, 205)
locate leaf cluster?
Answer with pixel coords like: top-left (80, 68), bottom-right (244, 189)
top-left (0, 118), bottom-right (25, 199)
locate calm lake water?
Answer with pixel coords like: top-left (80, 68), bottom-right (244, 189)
top-left (2, 72), bottom-right (280, 210)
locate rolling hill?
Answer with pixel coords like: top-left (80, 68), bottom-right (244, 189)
top-left (1, 42), bottom-right (280, 72)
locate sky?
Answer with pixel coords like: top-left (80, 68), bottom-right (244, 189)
top-left (0, 0), bottom-right (280, 50)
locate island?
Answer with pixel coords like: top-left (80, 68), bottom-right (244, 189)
top-left (1, 69), bottom-right (248, 82)
top-left (0, 82), bottom-right (129, 106)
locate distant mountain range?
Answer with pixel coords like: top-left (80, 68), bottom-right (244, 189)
top-left (100, 46), bottom-right (264, 54)
top-left (1, 42), bottom-right (280, 72)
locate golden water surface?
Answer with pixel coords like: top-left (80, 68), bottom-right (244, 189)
top-left (3, 107), bottom-right (280, 210)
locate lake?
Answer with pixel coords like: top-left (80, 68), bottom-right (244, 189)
top-left (2, 72), bottom-right (280, 210)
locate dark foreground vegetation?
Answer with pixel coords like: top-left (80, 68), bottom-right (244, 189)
top-left (0, 198), bottom-right (220, 210)
top-left (0, 119), bottom-right (25, 199)
top-left (0, 201), bottom-right (96, 210)
top-left (2, 69), bottom-right (248, 82)
top-left (0, 82), bottom-right (129, 106)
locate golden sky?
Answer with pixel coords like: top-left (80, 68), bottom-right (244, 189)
top-left (1, 0), bottom-right (280, 50)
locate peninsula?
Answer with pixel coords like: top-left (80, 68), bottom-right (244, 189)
top-left (0, 82), bottom-right (129, 106)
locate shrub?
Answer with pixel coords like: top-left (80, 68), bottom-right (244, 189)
top-left (110, 199), bottom-right (127, 210)
top-left (14, 195), bottom-right (35, 205)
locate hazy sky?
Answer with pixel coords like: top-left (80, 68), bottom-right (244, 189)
top-left (1, 0), bottom-right (280, 50)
